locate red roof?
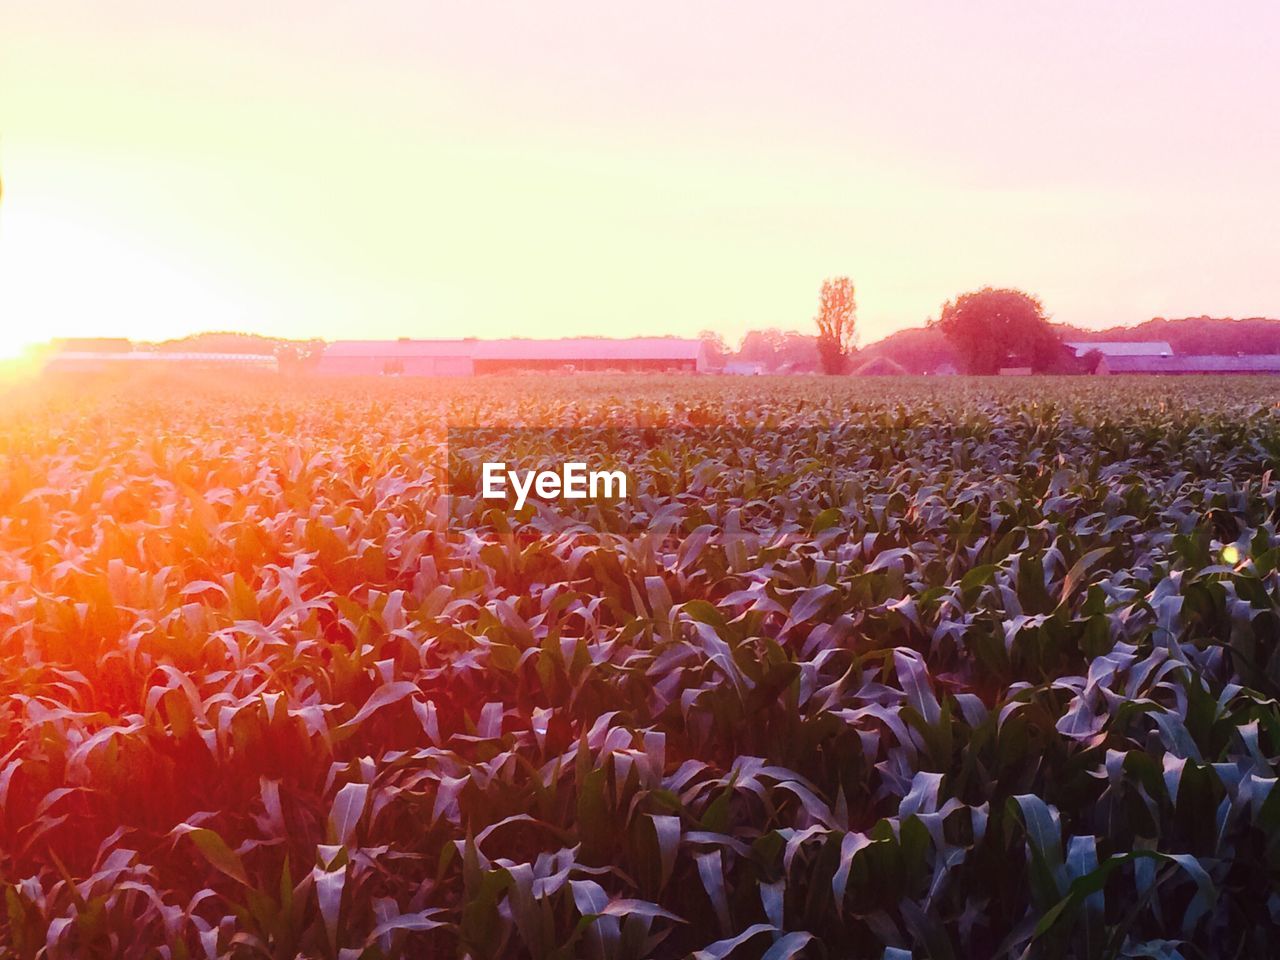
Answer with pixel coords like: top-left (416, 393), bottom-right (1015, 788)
top-left (474, 338), bottom-right (704, 362)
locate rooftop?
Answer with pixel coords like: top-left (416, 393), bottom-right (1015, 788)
top-left (1105, 354), bottom-right (1280, 373)
top-left (474, 338), bottom-right (704, 362)
top-left (1066, 341), bottom-right (1174, 357)
top-left (320, 340), bottom-right (478, 358)
top-left (48, 352), bottom-right (277, 363)
top-left (322, 337), bottom-right (706, 361)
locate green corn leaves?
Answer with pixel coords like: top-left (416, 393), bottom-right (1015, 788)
top-left (5, 376), bottom-right (1280, 957)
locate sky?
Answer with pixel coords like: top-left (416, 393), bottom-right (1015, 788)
top-left (1, 1), bottom-right (1278, 355)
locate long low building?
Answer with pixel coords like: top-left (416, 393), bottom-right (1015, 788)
top-left (311, 340), bottom-right (476, 376)
top-left (315, 337), bottom-right (710, 376)
top-left (44, 351), bottom-right (279, 373)
top-left (1099, 354), bottom-right (1280, 374)
top-left (1066, 340), bottom-right (1174, 359)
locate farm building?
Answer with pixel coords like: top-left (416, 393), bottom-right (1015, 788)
top-left (315, 337), bottom-right (710, 376)
top-left (1098, 355), bottom-right (1280, 375)
top-left (50, 337), bottom-right (135, 353)
top-left (722, 361), bottom-right (767, 376)
top-left (44, 351), bottom-right (279, 373)
top-left (472, 338), bottom-right (708, 374)
top-left (313, 339), bottom-right (476, 376)
top-left (852, 356), bottom-right (909, 376)
top-left (1066, 340), bottom-right (1173, 359)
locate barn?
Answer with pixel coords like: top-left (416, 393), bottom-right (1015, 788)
top-left (851, 356), bottom-right (908, 376)
top-left (1099, 355), bottom-right (1280, 375)
top-left (472, 338), bottom-right (708, 374)
top-left (313, 339), bottom-right (477, 376)
top-left (50, 338), bottom-right (135, 353)
top-left (1066, 341), bottom-right (1174, 359)
top-left (315, 337), bottom-right (710, 376)
top-left (44, 351), bottom-right (278, 373)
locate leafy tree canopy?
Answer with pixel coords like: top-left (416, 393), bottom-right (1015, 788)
top-left (815, 277), bottom-right (857, 375)
top-left (933, 287), bottom-right (1062, 374)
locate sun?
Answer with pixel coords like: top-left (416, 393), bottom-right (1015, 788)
top-left (0, 197), bottom-right (260, 356)
top-left (0, 333), bottom-right (34, 360)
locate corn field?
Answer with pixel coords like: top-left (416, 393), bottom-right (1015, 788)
top-left (3, 372), bottom-right (1280, 959)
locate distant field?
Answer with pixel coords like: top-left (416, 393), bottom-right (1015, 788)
top-left (4, 373), bottom-right (1280, 957)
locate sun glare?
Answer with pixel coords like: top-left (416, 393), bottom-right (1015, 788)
top-left (0, 333), bottom-right (30, 360)
top-left (0, 199), bottom-right (261, 354)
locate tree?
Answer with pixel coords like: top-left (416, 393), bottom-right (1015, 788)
top-left (814, 277), bottom-right (857, 374)
top-left (1079, 348), bottom-right (1105, 375)
top-left (737, 328), bottom-right (819, 372)
top-left (932, 287), bottom-right (1061, 374)
top-left (697, 329), bottom-right (729, 368)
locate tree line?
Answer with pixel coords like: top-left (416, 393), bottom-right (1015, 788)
top-left (705, 281), bottom-right (1084, 374)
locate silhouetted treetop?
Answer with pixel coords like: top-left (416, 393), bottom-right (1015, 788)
top-left (933, 287), bottom-right (1062, 374)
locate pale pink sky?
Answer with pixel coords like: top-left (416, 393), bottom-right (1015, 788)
top-left (1, 1), bottom-right (1277, 352)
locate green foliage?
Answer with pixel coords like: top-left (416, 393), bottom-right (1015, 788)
top-left (815, 277), bottom-right (857, 375)
top-left (3, 373), bottom-right (1280, 957)
top-left (933, 287), bottom-right (1064, 375)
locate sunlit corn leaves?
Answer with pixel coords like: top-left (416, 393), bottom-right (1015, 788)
top-left (3, 372), bottom-right (1280, 957)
